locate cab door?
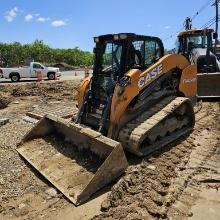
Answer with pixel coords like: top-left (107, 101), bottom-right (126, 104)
top-left (31, 63), bottom-right (43, 78)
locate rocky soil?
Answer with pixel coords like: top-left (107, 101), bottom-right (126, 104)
top-left (0, 80), bottom-right (81, 220)
top-left (0, 80), bottom-right (220, 220)
top-left (93, 102), bottom-right (220, 220)
top-left (0, 92), bottom-right (11, 109)
top-left (0, 80), bottom-right (80, 98)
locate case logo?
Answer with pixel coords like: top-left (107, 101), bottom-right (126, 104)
top-left (138, 64), bottom-right (163, 89)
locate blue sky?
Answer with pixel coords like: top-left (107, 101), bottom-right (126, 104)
top-left (0, 0), bottom-right (216, 51)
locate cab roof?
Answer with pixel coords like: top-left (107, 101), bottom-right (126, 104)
top-left (94, 33), bottom-right (163, 43)
top-left (178, 28), bottom-right (214, 37)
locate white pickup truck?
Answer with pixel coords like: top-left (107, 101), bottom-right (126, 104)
top-left (0, 62), bottom-right (61, 82)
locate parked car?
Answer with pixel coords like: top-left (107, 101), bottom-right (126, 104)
top-left (0, 62), bottom-right (61, 82)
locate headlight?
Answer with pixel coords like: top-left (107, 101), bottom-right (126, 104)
top-left (114, 34), bottom-right (127, 40)
top-left (94, 37), bottom-right (99, 43)
top-left (113, 34), bottom-right (120, 40)
top-left (119, 34), bottom-right (127, 39)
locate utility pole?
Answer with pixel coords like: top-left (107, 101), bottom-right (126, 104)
top-left (213, 0), bottom-right (220, 53)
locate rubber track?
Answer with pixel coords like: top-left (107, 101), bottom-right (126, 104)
top-left (118, 97), bottom-right (194, 156)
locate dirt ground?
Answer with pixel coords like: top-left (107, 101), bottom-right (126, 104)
top-left (93, 101), bottom-right (220, 220)
top-left (0, 80), bottom-right (220, 220)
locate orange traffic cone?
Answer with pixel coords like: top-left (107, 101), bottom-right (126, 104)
top-left (84, 68), bottom-right (89, 79)
top-left (55, 73), bottom-right (59, 80)
top-left (37, 70), bottom-right (43, 82)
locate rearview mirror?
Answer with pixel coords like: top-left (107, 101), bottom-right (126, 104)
top-left (213, 32), bottom-right (218, 39)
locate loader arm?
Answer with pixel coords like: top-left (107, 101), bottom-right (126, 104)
top-left (108, 54), bottom-right (197, 138)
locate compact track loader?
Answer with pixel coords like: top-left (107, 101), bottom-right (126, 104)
top-left (18, 33), bottom-right (197, 205)
top-left (177, 28), bottom-right (220, 97)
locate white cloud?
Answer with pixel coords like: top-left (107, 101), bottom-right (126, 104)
top-left (37, 17), bottom-right (46, 22)
top-left (51, 20), bottom-right (66, 27)
top-left (37, 17), bottom-right (50, 22)
top-left (24, 14), bottom-right (33, 22)
top-left (164, 25), bottom-right (171, 29)
top-left (4, 7), bottom-right (18, 22)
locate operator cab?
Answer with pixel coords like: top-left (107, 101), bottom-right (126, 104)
top-left (92, 33), bottom-right (164, 104)
top-left (176, 29), bottom-right (220, 73)
top-left (93, 33), bottom-right (164, 77)
top-left (176, 29), bottom-right (220, 97)
top-left (177, 29), bottom-right (214, 59)
top-left (81, 33), bottom-right (164, 132)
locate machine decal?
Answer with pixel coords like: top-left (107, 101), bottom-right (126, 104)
top-left (183, 78), bottom-right (196, 84)
top-left (138, 64), bottom-right (163, 89)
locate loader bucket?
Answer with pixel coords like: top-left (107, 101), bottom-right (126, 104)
top-left (197, 72), bottom-right (220, 97)
top-left (17, 115), bottom-right (128, 205)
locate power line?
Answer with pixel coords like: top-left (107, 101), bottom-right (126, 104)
top-left (163, 27), bottom-right (184, 41)
top-left (201, 16), bottom-right (216, 28)
top-left (206, 19), bottom-right (220, 28)
top-left (211, 0), bottom-right (220, 6)
top-left (163, 0), bottom-right (213, 41)
top-left (201, 17), bottom-right (220, 29)
top-left (191, 0), bottom-right (213, 20)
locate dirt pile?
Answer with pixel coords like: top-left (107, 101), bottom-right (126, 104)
top-left (0, 79), bottom-right (220, 220)
top-left (93, 102), bottom-right (220, 220)
top-left (0, 83), bottom-right (75, 220)
top-left (0, 80), bottom-right (80, 100)
top-left (0, 93), bottom-right (12, 109)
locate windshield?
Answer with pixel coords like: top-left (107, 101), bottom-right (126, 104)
top-left (178, 33), bottom-right (208, 54)
top-left (101, 41), bottom-right (123, 73)
top-left (186, 34), bottom-right (207, 49)
top-left (186, 34), bottom-right (207, 47)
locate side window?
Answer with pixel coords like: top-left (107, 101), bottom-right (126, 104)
top-left (144, 41), bottom-right (161, 66)
top-left (176, 38), bottom-right (182, 53)
top-left (128, 39), bottom-right (162, 69)
top-left (33, 63), bottom-right (42, 69)
top-left (103, 43), bottom-right (113, 69)
top-left (102, 42), bottom-right (123, 72)
top-left (132, 41), bottom-right (144, 66)
top-left (127, 40), bottom-right (144, 69)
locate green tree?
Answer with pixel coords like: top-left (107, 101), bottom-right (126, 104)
top-left (0, 40), bottom-right (93, 67)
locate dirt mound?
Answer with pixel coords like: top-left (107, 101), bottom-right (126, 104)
top-left (0, 93), bottom-right (11, 109)
top-left (93, 102), bottom-right (220, 220)
top-left (0, 81), bottom-right (220, 220)
top-left (0, 80), bottom-right (80, 99)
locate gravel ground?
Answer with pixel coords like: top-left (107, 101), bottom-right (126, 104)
top-left (0, 93), bottom-right (11, 109)
top-left (0, 118), bottom-right (33, 200)
top-left (0, 80), bottom-right (220, 220)
top-left (93, 102), bottom-right (220, 220)
top-left (0, 80), bottom-right (81, 219)
top-left (0, 79), bottom-right (80, 98)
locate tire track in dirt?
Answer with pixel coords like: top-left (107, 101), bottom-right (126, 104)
top-left (93, 102), bottom-right (220, 220)
top-left (167, 123), bottom-right (220, 219)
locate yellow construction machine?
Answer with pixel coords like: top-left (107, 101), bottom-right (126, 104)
top-left (17, 33), bottom-right (197, 205)
top-left (177, 28), bottom-right (220, 97)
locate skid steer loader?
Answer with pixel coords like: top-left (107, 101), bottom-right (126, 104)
top-left (17, 33), bottom-right (197, 205)
top-left (177, 28), bottom-right (220, 97)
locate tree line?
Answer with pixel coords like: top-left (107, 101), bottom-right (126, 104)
top-left (0, 40), bottom-right (93, 67)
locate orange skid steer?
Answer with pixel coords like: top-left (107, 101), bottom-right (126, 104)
top-left (18, 33), bottom-right (196, 205)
